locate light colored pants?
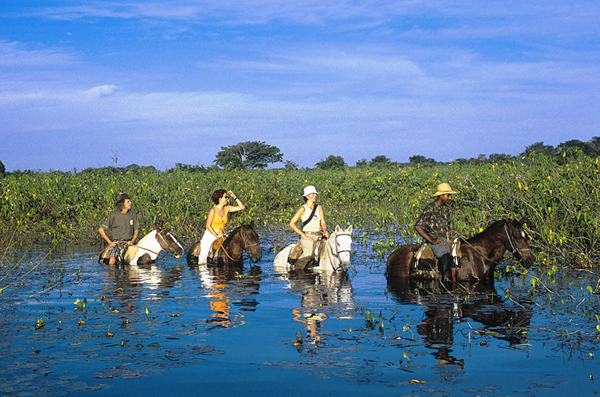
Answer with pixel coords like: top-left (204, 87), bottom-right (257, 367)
top-left (430, 237), bottom-right (450, 258)
top-left (296, 235), bottom-right (317, 270)
top-left (198, 230), bottom-right (217, 264)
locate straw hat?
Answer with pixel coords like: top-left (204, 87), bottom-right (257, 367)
top-left (303, 186), bottom-right (318, 197)
top-left (431, 183), bottom-right (459, 198)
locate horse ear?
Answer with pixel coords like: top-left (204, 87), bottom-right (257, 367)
top-left (518, 217), bottom-right (528, 227)
top-left (335, 225), bottom-right (341, 233)
top-left (249, 220), bottom-right (255, 229)
top-left (347, 225), bottom-right (353, 233)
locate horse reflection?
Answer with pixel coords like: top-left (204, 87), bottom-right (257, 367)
top-left (189, 263), bottom-right (262, 328)
top-left (387, 277), bottom-right (532, 368)
top-left (103, 261), bottom-right (186, 313)
top-left (282, 270), bottom-right (354, 349)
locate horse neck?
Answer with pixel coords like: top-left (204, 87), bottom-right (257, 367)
top-left (137, 230), bottom-right (161, 259)
top-left (467, 221), bottom-right (508, 261)
top-left (320, 232), bottom-right (339, 267)
top-left (223, 228), bottom-right (244, 260)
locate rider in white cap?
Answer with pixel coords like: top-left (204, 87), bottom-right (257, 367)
top-left (288, 186), bottom-right (329, 271)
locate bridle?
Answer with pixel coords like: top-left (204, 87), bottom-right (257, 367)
top-left (156, 230), bottom-right (182, 254)
top-left (325, 232), bottom-right (352, 271)
top-left (216, 227), bottom-right (259, 262)
top-left (503, 221), bottom-right (531, 255)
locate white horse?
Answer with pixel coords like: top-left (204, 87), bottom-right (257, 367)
top-left (274, 225), bottom-right (353, 273)
top-left (125, 227), bottom-right (185, 265)
top-left (99, 226), bottom-right (185, 266)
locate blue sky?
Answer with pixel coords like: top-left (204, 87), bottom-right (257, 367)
top-left (1, 1), bottom-right (599, 171)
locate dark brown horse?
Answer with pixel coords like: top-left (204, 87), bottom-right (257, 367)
top-left (187, 222), bottom-right (262, 266)
top-left (386, 218), bottom-right (534, 281)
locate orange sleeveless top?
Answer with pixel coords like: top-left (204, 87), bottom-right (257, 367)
top-left (211, 207), bottom-right (228, 231)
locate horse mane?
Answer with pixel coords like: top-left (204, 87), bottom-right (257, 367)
top-left (137, 229), bottom-right (157, 245)
top-left (468, 219), bottom-right (507, 243)
top-left (223, 224), bottom-right (253, 244)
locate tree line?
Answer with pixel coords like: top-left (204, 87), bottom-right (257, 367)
top-left (1, 137), bottom-right (599, 176)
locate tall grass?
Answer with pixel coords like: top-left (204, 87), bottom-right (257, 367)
top-left (1, 153), bottom-right (598, 266)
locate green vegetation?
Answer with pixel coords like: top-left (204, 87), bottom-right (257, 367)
top-left (1, 150), bottom-right (598, 267)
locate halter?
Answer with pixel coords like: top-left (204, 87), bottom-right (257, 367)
top-left (156, 230), bottom-right (181, 252)
top-left (325, 232), bottom-right (352, 271)
top-left (503, 221), bottom-right (531, 254)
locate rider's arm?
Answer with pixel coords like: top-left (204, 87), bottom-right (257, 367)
top-left (226, 191), bottom-right (245, 213)
top-left (414, 225), bottom-right (445, 245)
top-left (289, 206), bottom-right (310, 240)
top-left (98, 227), bottom-right (116, 247)
top-left (318, 205), bottom-right (329, 238)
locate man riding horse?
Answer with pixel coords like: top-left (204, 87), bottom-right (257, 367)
top-left (413, 183), bottom-right (460, 281)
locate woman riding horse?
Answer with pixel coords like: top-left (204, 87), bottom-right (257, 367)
top-left (197, 189), bottom-right (246, 264)
top-left (288, 186), bottom-right (329, 272)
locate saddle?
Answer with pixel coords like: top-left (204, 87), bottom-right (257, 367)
top-left (98, 244), bottom-right (129, 265)
top-left (212, 236), bottom-right (227, 250)
top-left (288, 236), bottom-right (326, 265)
top-left (412, 237), bottom-right (463, 272)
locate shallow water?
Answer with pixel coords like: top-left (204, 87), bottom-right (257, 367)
top-left (1, 237), bottom-right (600, 396)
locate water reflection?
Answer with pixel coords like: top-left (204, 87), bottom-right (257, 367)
top-left (189, 263), bottom-right (262, 328)
top-left (282, 271), bottom-right (354, 348)
top-left (387, 277), bottom-right (533, 368)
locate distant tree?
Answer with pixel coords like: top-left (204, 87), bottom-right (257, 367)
top-left (521, 142), bottom-right (557, 157)
top-left (284, 160), bottom-right (299, 170)
top-left (355, 158), bottom-right (368, 167)
top-left (409, 155), bottom-right (436, 165)
top-left (0, 159), bottom-right (5, 176)
top-left (488, 153), bottom-right (514, 163)
top-left (557, 139), bottom-right (593, 157)
top-left (589, 136), bottom-right (600, 157)
top-left (316, 155), bottom-right (346, 170)
top-left (370, 155), bottom-right (393, 167)
top-left (215, 141), bottom-right (283, 169)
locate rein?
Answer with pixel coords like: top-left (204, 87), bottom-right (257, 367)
top-left (215, 227), bottom-right (258, 262)
top-left (133, 231), bottom-right (181, 258)
top-left (457, 220), bottom-right (530, 265)
top-left (116, 240), bottom-right (162, 257)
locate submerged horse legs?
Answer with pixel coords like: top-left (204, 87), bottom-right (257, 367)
top-left (438, 254), bottom-right (453, 282)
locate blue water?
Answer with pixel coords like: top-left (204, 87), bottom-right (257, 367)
top-left (1, 238), bottom-right (600, 396)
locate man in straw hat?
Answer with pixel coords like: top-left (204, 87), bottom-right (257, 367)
top-left (99, 193), bottom-right (140, 265)
top-left (414, 183), bottom-right (460, 281)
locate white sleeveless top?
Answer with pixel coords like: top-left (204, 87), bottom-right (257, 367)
top-left (301, 204), bottom-right (322, 232)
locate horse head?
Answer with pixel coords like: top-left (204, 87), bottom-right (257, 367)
top-left (503, 218), bottom-right (534, 268)
top-left (329, 225), bottom-right (353, 271)
top-left (155, 225), bottom-right (185, 259)
top-left (239, 221), bottom-right (262, 263)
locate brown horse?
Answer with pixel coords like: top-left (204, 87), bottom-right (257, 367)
top-left (386, 218), bottom-right (534, 281)
top-left (187, 222), bottom-right (262, 266)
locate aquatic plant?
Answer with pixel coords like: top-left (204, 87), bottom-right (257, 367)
top-left (1, 154), bottom-right (598, 266)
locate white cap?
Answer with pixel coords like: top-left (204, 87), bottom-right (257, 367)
top-left (303, 185), bottom-right (318, 197)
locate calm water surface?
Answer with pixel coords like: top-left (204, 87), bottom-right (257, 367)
top-left (1, 234), bottom-right (600, 396)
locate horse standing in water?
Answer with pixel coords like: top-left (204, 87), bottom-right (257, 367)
top-left (187, 222), bottom-right (262, 266)
top-left (386, 218), bottom-right (534, 281)
top-left (99, 225), bottom-right (185, 266)
top-left (274, 225), bottom-right (353, 273)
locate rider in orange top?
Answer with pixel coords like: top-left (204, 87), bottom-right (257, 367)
top-left (198, 189), bottom-right (245, 264)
